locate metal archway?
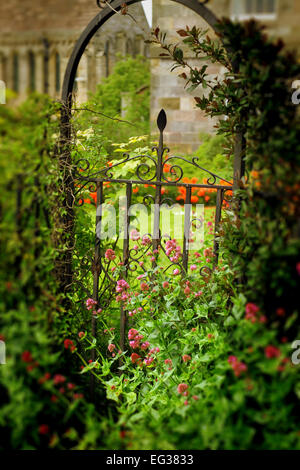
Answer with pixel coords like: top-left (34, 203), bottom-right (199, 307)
top-left (56, 0), bottom-right (244, 301)
top-left (61, 0), bottom-right (219, 103)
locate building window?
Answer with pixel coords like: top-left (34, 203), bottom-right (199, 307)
top-left (231, 0), bottom-right (277, 19)
top-left (55, 52), bottom-right (60, 92)
top-left (29, 51), bottom-right (36, 92)
top-left (12, 53), bottom-right (19, 92)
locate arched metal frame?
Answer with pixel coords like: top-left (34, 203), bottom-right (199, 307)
top-left (61, 0), bottom-right (219, 103)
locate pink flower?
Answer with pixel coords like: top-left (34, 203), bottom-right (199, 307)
top-left (190, 264), bottom-right (197, 271)
top-left (130, 353), bottom-right (141, 364)
top-left (53, 374), bottom-right (66, 385)
top-left (108, 343), bottom-right (116, 353)
top-left (228, 355), bottom-right (238, 365)
top-left (184, 286), bottom-right (191, 295)
top-left (192, 395), bottom-right (199, 401)
top-left (194, 290), bottom-right (203, 297)
top-left (130, 229), bottom-right (140, 241)
top-left (173, 268), bottom-right (180, 276)
top-left (245, 302), bottom-right (260, 322)
top-left (177, 383), bottom-right (188, 395)
top-left (245, 302), bottom-right (259, 315)
top-left (265, 345), bottom-right (281, 359)
top-left (64, 339), bottom-right (74, 350)
top-left (86, 298), bottom-right (97, 310)
top-left (140, 282), bottom-right (149, 292)
top-left (141, 235), bottom-right (151, 246)
top-left (38, 424), bottom-right (49, 435)
top-left (141, 341), bottom-right (150, 350)
top-left (259, 315), bottom-right (267, 324)
top-left (144, 356), bottom-right (154, 366)
top-left (105, 249), bottom-right (116, 261)
top-left (164, 358), bottom-right (172, 366)
top-left (78, 331), bottom-right (85, 338)
top-left (162, 281), bottom-right (169, 289)
top-left (228, 356), bottom-right (247, 377)
top-left (21, 351), bottom-right (33, 363)
top-left (182, 354), bottom-right (191, 362)
top-left (128, 329), bottom-right (139, 340)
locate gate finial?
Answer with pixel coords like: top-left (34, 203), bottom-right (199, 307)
top-left (157, 109), bottom-right (167, 132)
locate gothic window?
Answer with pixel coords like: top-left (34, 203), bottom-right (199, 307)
top-left (12, 53), bottom-right (19, 92)
top-left (55, 52), bottom-right (60, 92)
top-left (29, 51), bottom-right (36, 92)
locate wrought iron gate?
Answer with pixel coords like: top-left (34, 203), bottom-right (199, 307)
top-left (74, 109), bottom-right (233, 351)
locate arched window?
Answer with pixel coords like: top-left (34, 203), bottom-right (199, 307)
top-left (29, 51), bottom-right (36, 92)
top-left (12, 53), bottom-right (19, 92)
top-left (55, 52), bottom-right (60, 92)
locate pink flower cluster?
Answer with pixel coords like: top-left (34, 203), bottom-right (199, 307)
top-left (228, 356), bottom-right (247, 377)
top-left (128, 328), bottom-right (144, 349)
top-left (116, 279), bottom-right (131, 302)
top-left (177, 383), bottom-right (188, 396)
top-left (128, 329), bottom-right (159, 366)
top-left (130, 229), bottom-right (140, 241)
top-left (105, 249), bottom-right (116, 261)
top-left (86, 298), bottom-right (97, 310)
top-left (265, 345), bottom-right (281, 359)
top-left (245, 302), bottom-right (266, 324)
top-left (128, 307), bottom-right (143, 317)
top-left (141, 235), bottom-right (152, 246)
top-left (165, 239), bottom-right (182, 263)
top-left (182, 354), bottom-right (191, 362)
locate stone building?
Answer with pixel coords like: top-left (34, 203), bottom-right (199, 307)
top-left (151, 0), bottom-right (300, 151)
top-left (0, 0), bottom-right (149, 103)
top-left (0, 0), bottom-right (299, 151)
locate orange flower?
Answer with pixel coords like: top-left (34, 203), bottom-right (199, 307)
top-left (191, 195), bottom-right (199, 203)
top-left (132, 187), bottom-right (139, 194)
top-left (197, 189), bottom-right (205, 197)
top-left (90, 192), bottom-right (97, 203)
top-left (163, 163), bottom-right (171, 173)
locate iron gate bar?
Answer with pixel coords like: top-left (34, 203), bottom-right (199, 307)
top-left (213, 188), bottom-right (224, 266)
top-left (77, 179), bottom-right (232, 190)
top-left (120, 182), bottom-right (132, 352)
top-left (182, 186), bottom-right (192, 271)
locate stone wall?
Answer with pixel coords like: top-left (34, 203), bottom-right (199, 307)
top-left (0, 0), bottom-right (150, 103)
top-left (150, 0), bottom-right (300, 152)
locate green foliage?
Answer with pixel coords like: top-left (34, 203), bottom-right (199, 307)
top-left (74, 55), bottom-right (150, 154)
